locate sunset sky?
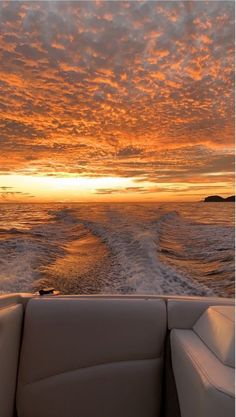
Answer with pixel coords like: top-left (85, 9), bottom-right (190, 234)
top-left (0, 1), bottom-right (234, 202)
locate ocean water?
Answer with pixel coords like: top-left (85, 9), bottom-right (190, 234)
top-left (0, 203), bottom-right (234, 297)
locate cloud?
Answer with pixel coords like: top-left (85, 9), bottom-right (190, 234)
top-left (0, 188), bottom-right (35, 200)
top-left (117, 146), bottom-right (143, 158)
top-left (95, 186), bottom-right (146, 195)
top-left (0, 186), bottom-right (13, 190)
top-left (0, 1), bottom-right (234, 197)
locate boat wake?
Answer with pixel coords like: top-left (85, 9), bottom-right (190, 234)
top-left (0, 204), bottom-right (234, 297)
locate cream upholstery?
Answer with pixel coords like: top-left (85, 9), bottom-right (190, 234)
top-left (168, 297), bottom-right (234, 330)
top-left (0, 294), bottom-right (233, 417)
top-left (0, 304), bottom-right (23, 417)
top-left (193, 305), bottom-right (235, 367)
top-left (171, 329), bottom-right (234, 417)
top-left (170, 303), bottom-right (235, 417)
top-left (17, 298), bottom-right (166, 417)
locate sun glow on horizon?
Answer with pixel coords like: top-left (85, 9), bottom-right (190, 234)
top-left (0, 174), bottom-right (142, 202)
top-left (0, 174), bottom-right (234, 203)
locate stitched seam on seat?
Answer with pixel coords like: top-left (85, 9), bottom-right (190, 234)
top-left (21, 357), bottom-right (161, 386)
top-left (176, 332), bottom-right (235, 399)
top-left (192, 328), bottom-right (233, 367)
top-left (211, 308), bottom-right (235, 323)
top-left (0, 303), bottom-right (20, 312)
top-left (193, 308), bottom-right (235, 366)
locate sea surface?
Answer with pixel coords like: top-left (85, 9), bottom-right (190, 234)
top-left (0, 203), bottom-right (234, 297)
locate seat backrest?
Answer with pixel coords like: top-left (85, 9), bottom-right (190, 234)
top-left (169, 302), bottom-right (235, 417)
top-left (167, 297), bottom-right (234, 330)
top-left (17, 297), bottom-right (166, 417)
top-left (193, 305), bottom-right (235, 367)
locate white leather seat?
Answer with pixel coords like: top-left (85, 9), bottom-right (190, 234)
top-left (193, 305), bottom-right (235, 367)
top-left (170, 305), bottom-right (235, 417)
top-left (0, 294), bottom-right (234, 417)
top-left (16, 297), bottom-right (166, 417)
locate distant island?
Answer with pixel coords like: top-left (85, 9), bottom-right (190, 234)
top-left (204, 195), bottom-right (235, 202)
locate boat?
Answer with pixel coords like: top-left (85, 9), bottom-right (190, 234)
top-left (1, 291), bottom-right (234, 417)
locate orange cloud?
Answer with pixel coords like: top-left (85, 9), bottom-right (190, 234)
top-left (0, 1), bottom-right (234, 201)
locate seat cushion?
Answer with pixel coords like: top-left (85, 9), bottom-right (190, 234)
top-left (17, 297), bottom-right (166, 417)
top-left (171, 329), bottom-right (235, 417)
top-left (193, 305), bottom-right (235, 367)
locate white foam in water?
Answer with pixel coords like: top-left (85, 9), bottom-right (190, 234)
top-left (76, 209), bottom-right (214, 296)
top-left (0, 207), bottom-right (88, 293)
top-left (0, 231), bottom-right (67, 292)
top-left (0, 203), bottom-right (234, 296)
